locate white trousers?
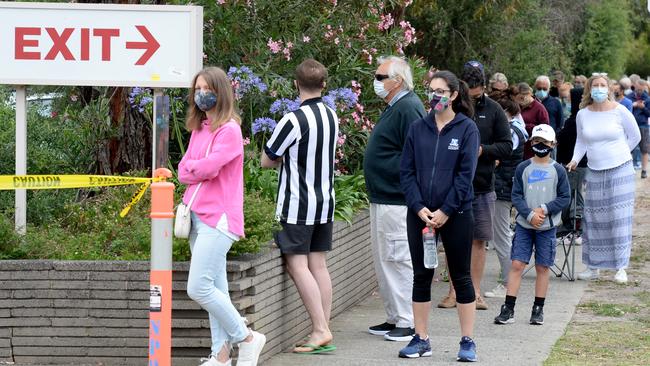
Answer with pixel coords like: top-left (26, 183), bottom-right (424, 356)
top-left (370, 203), bottom-right (414, 328)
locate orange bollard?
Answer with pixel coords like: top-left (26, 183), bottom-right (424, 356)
top-left (149, 168), bottom-right (174, 366)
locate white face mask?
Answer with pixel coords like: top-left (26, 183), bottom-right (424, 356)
top-left (373, 79), bottom-right (390, 99)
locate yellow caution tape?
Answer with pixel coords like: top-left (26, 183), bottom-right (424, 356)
top-left (0, 175), bottom-right (163, 217)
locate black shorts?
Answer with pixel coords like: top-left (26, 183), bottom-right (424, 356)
top-left (640, 127), bottom-right (650, 154)
top-left (274, 222), bottom-right (334, 255)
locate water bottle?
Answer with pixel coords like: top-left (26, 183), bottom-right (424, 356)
top-left (422, 227), bottom-right (438, 269)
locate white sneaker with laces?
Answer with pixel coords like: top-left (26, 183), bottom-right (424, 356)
top-left (577, 268), bottom-right (599, 280)
top-left (484, 283), bottom-right (507, 298)
top-left (615, 268), bottom-right (628, 284)
top-left (237, 330), bottom-right (266, 366)
top-left (199, 355), bottom-right (231, 366)
top-left (574, 235), bottom-right (582, 245)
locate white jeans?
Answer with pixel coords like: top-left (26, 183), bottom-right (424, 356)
top-left (490, 200), bottom-right (513, 285)
top-left (187, 212), bottom-right (248, 354)
top-left (370, 203), bottom-right (414, 328)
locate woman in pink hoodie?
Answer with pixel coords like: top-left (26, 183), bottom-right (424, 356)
top-left (178, 67), bottom-right (265, 366)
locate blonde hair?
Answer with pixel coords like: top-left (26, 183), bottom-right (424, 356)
top-left (580, 75), bottom-right (614, 109)
top-left (186, 66), bottom-right (241, 132)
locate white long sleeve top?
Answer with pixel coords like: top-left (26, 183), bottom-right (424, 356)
top-left (572, 104), bottom-right (641, 171)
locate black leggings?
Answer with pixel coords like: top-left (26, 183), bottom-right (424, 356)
top-left (407, 209), bottom-right (476, 304)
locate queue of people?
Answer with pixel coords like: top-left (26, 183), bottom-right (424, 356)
top-left (176, 58), bottom-right (643, 365)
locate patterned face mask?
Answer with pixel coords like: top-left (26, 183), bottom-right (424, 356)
top-left (194, 90), bottom-right (217, 111)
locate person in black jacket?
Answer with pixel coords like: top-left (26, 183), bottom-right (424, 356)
top-left (399, 70), bottom-right (480, 362)
top-left (439, 61), bottom-right (512, 311)
top-left (556, 87), bottom-right (587, 236)
top-left (485, 96), bottom-right (528, 299)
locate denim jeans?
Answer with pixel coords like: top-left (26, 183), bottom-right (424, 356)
top-left (187, 212), bottom-right (248, 354)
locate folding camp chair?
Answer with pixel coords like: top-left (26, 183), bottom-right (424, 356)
top-left (522, 171), bottom-right (581, 281)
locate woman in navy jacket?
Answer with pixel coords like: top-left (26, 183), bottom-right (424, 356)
top-left (399, 71), bottom-right (480, 362)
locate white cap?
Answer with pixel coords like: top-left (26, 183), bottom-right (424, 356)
top-left (530, 124), bottom-right (556, 143)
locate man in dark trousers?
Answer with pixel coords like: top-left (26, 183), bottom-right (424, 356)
top-left (438, 61), bottom-right (512, 311)
top-left (364, 56), bottom-right (426, 342)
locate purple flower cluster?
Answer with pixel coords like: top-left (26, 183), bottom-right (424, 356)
top-left (128, 87), bottom-right (153, 113)
top-left (327, 88), bottom-right (358, 110)
top-left (227, 66), bottom-right (268, 99)
top-left (269, 97), bottom-right (301, 115)
top-left (252, 117), bottom-right (277, 135)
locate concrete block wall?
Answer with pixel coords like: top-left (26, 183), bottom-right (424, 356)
top-left (0, 210), bottom-right (375, 365)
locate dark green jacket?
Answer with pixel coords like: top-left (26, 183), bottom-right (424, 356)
top-left (363, 91), bottom-right (426, 205)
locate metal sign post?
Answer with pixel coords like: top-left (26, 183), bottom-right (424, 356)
top-left (14, 85), bottom-right (27, 234)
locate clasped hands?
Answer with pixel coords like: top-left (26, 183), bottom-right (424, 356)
top-left (529, 207), bottom-right (545, 228)
top-left (418, 207), bottom-right (449, 229)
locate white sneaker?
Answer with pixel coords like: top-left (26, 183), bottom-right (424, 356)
top-left (484, 283), bottom-right (507, 298)
top-left (615, 269), bottom-right (628, 284)
top-left (574, 235), bottom-right (583, 245)
top-left (199, 355), bottom-right (231, 366)
top-left (237, 330), bottom-right (266, 366)
top-left (577, 268), bottom-right (599, 280)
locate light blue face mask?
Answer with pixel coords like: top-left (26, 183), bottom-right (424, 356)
top-left (591, 87), bottom-right (608, 103)
top-left (535, 89), bottom-right (549, 100)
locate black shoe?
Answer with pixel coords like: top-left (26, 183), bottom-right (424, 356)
top-left (368, 322), bottom-right (395, 336)
top-left (384, 327), bottom-right (415, 341)
top-left (642, 170), bottom-right (647, 179)
top-left (530, 305), bottom-right (544, 325)
top-left (494, 304), bottom-right (515, 324)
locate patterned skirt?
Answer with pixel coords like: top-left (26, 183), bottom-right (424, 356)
top-left (582, 160), bottom-right (635, 269)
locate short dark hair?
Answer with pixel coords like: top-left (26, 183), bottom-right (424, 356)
top-left (497, 97), bottom-right (521, 116)
top-left (295, 59), bottom-right (328, 92)
top-left (516, 82), bottom-right (532, 95)
top-left (461, 64), bottom-right (485, 88)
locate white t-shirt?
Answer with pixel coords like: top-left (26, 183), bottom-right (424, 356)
top-left (217, 213), bottom-right (239, 241)
top-left (572, 104), bottom-right (641, 170)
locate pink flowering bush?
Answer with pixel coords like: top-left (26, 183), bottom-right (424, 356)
top-left (193, 0), bottom-right (425, 175)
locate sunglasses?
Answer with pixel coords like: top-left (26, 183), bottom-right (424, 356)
top-left (375, 74), bottom-right (391, 81)
top-left (592, 72), bottom-right (608, 77)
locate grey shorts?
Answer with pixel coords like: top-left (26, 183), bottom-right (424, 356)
top-left (639, 127), bottom-right (650, 154)
top-left (472, 191), bottom-right (497, 241)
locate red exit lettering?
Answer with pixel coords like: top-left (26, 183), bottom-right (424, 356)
top-left (14, 26), bottom-right (159, 65)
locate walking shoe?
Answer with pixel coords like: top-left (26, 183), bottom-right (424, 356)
top-left (457, 336), bottom-right (477, 362)
top-left (484, 284), bottom-right (507, 298)
top-left (368, 322), bottom-right (395, 336)
top-left (237, 330), bottom-right (266, 366)
top-left (530, 305), bottom-right (544, 325)
top-left (642, 170), bottom-right (647, 179)
top-left (199, 355), bottom-right (231, 366)
top-left (438, 294), bottom-right (457, 308)
top-left (384, 327), bottom-right (415, 341)
top-left (494, 304), bottom-right (515, 324)
top-left (574, 234), bottom-right (582, 246)
top-left (615, 268), bottom-right (628, 284)
top-left (475, 296), bottom-right (489, 310)
top-left (398, 334), bottom-right (432, 358)
top-left (577, 268), bottom-right (600, 280)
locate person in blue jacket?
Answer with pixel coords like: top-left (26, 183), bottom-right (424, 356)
top-left (399, 70), bottom-right (480, 362)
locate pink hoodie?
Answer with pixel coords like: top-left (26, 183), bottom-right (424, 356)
top-left (178, 119), bottom-right (244, 237)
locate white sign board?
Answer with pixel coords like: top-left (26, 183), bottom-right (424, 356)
top-left (0, 2), bottom-right (203, 88)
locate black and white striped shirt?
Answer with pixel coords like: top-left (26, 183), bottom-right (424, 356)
top-left (265, 97), bottom-right (339, 225)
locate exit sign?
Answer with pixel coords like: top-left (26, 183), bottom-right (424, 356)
top-left (0, 2), bottom-right (203, 88)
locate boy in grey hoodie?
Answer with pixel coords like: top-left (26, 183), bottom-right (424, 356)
top-left (494, 124), bottom-right (570, 326)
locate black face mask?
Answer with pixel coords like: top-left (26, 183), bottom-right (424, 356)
top-left (532, 142), bottom-right (552, 158)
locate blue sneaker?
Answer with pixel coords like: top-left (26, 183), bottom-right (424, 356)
top-left (457, 336), bottom-right (477, 362)
top-left (398, 334), bottom-right (432, 358)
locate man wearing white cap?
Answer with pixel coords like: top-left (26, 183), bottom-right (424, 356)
top-left (494, 124), bottom-right (571, 326)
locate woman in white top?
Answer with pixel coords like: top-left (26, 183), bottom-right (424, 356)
top-left (567, 74), bottom-right (641, 284)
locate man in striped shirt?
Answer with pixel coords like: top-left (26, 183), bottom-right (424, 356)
top-left (262, 59), bottom-right (339, 354)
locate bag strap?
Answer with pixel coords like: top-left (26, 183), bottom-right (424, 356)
top-left (185, 134), bottom-right (215, 210)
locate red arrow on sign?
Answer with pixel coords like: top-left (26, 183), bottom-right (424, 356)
top-left (126, 25), bottom-right (160, 66)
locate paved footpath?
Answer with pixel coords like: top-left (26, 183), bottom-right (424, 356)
top-left (266, 244), bottom-right (586, 366)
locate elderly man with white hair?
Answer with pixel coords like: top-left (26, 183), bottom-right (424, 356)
top-left (364, 56), bottom-right (426, 342)
top-left (535, 75), bottom-right (564, 132)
